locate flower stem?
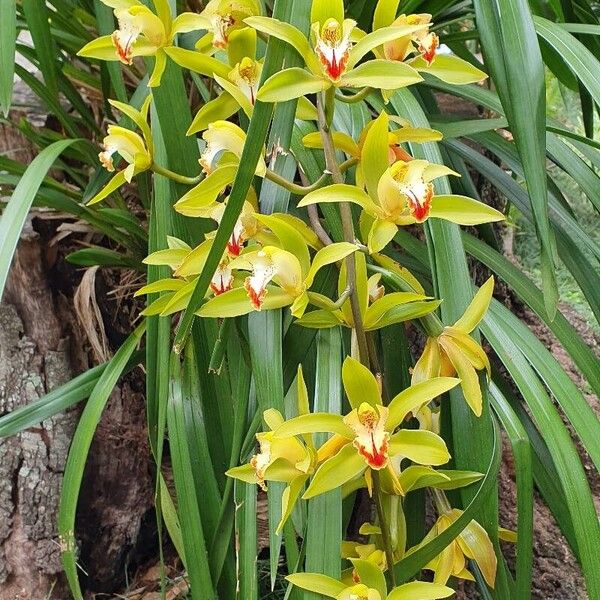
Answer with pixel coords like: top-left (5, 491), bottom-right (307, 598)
top-left (316, 93), bottom-right (370, 367)
top-left (372, 470), bottom-right (397, 588)
top-left (335, 86), bottom-right (373, 104)
top-left (265, 168), bottom-right (328, 195)
top-left (151, 163), bottom-right (202, 186)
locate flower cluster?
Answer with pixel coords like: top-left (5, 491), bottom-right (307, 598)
top-left (80, 0), bottom-right (511, 596)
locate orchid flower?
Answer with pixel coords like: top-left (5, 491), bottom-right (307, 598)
top-left (244, 0), bottom-right (428, 102)
top-left (412, 277), bottom-right (495, 416)
top-left (197, 241), bottom-right (358, 318)
top-left (371, 0), bottom-right (487, 86)
top-left (137, 236), bottom-right (241, 317)
top-left (227, 367), bottom-right (318, 532)
top-left (272, 356), bottom-right (458, 499)
top-left (88, 96), bottom-right (153, 205)
top-left (301, 115), bottom-right (443, 189)
top-left (185, 28), bottom-right (317, 134)
top-left (78, 0), bottom-right (209, 86)
top-left (193, 0), bottom-right (261, 51)
top-left (287, 571), bottom-right (454, 600)
top-left (299, 112), bottom-right (505, 253)
top-left (416, 509), bottom-right (497, 588)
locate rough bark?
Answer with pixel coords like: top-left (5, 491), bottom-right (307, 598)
top-left (0, 226), bottom-right (154, 599)
top-left (0, 228), bottom-right (76, 600)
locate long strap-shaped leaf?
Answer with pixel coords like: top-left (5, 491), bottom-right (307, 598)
top-left (0, 0), bottom-right (16, 116)
top-left (473, 0), bottom-right (558, 318)
top-left (489, 384), bottom-right (533, 600)
top-left (482, 307), bottom-right (600, 598)
top-left (249, 1), bottom-right (312, 586)
top-left (59, 323), bottom-right (145, 600)
top-left (173, 0), bottom-right (289, 350)
top-left (304, 328), bottom-right (343, 599)
top-left (167, 350), bottom-right (215, 600)
top-left (0, 139), bottom-right (77, 301)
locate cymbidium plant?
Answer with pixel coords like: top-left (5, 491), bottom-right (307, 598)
top-left (64, 0), bottom-right (521, 597)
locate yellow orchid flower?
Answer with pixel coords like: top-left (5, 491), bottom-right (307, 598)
top-left (245, 0), bottom-right (428, 102)
top-left (287, 572), bottom-right (454, 600)
top-left (296, 252), bottom-right (439, 332)
top-left (298, 113), bottom-right (504, 253)
top-left (412, 277), bottom-right (495, 416)
top-left (418, 508), bottom-right (497, 588)
top-left (78, 0), bottom-right (208, 86)
top-left (198, 119), bottom-right (266, 176)
top-left (194, 0), bottom-right (261, 51)
top-left (227, 366), bottom-right (317, 532)
top-left (313, 17), bottom-right (356, 81)
top-left (371, 0), bottom-right (487, 86)
top-left (301, 115), bottom-right (442, 189)
top-left (198, 241), bottom-right (357, 318)
top-left (227, 408), bottom-right (312, 491)
top-left (381, 13), bottom-right (438, 65)
top-left (88, 96), bottom-right (153, 205)
top-left (272, 356), bottom-right (458, 499)
top-left (198, 232), bottom-right (357, 318)
top-left (137, 236), bottom-right (242, 316)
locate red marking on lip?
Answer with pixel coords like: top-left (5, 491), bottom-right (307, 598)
top-left (356, 435), bottom-right (389, 470)
top-left (245, 278), bottom-right (266, 310)
top-left (407, 186), bottom-right (433, 222)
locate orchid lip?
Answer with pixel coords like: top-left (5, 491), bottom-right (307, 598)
top-left (112, 21), bottom-right (140, 65)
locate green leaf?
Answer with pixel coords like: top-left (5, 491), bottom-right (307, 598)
top-left (534, 17), bottom-right (600, 108)
top-left (473, 0), bottom-right (558, 319)
top-left (342, 59), bottom-right (423, 89)
top-left (489, 384), bottom-right (533, 600)
top-left (0, 139), bottom-right (77, 301)
top-left (483, 307), bottom-right (600, 597)
top-left (304, 327), bottom-right (344, 596)
top-left (22, 0), bottom-right (59, 102)
top-left (235, 482), bottom-right (258, 599)
top-left (59, 324), bottom-right (145, 600)
top-left (166, 351), bottom-right (215, 599)
top-left (0, 0), bottom-right (16, 116)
